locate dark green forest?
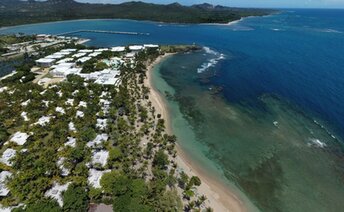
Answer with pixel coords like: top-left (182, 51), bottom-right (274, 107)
top-left (0, 0), bottom-right (274, 27)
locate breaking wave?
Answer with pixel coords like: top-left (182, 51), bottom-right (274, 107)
top-left (308, 138), bottom-right (327, 148)
top-left (197, 47), bottom-right (225, 73)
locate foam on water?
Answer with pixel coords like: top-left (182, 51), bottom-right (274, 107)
top-left (308, 138), bottom-right (327, 148)
top-left (316, 28), bottom-right (343, 33)
top-left (197, 47), bottom-right (225, 73)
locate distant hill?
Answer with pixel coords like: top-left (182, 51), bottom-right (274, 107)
top-left (0, 0), bottom-right (274, 28)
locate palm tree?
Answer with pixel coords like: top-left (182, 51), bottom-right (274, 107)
top-left (205, 207), bottom-right (214, 212)
top-left (185, 201), bottom-right (195, 211)
top-left (199, 195), bottom-right (207, 203)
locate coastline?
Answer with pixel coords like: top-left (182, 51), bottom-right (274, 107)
top-left (145, 53), bottom-right (247, 212)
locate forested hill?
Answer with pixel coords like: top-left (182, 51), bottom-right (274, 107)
top-left (0, 0), bottom-right (274, 27)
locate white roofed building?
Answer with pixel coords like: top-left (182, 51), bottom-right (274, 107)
top-left (88, 169), bottom-right (110, 188)
top-left (95, 48), bottom-right (109, 52)
top-left (0, 149), bottom-right (16, 166)
top-left (129, 45), bottom-right (144, 51)
top-left (61, 49), bottom-right (77, 52)
top-left (76, 111), bottom-right (84, 118)
top-left (96, 119), bottom-right (107, 130)
top-left (125, 52), bottom-right (136, 58)
top-left (68, 122), bottom-right (76, 132)
top-left (66, 99), bottom-right (74, 106)
top-left (65, 137), bottom-right (76, 148)
top-left (87, 134), bottom-right (109, 148)
top-left (45, 182), bottom-right (70, 207)
top-left (55, 107), bottom-right (65, 114)
top-left (57, 58), bottom-right (74, 64)
top-left (111, 46), bottom-right (125, 52)
top-left (35, 116), bottom-right (51, 126)
top-left (71, 52), bottom-right (87, 58)
top-left (144, 44), bottom-right (159, 48)
top-left (10, 132), bottom-right (30, 145)
top-left (91, 150), bottom-right (109, 167)
top-left (21, 112), bottom-right (29, 121)
top-left (77, 57), bottom-right (92, 63)
top-left (0, 171), bottom-right (12, 196)
top-left (36, 58), bottom-right (55, 67)
top-left (78, 101), bottom-right (87, 108)
top-left (45, 53), bottom-right (65, 60)
top-left (79, 49), bottom-right (93, 53)
top-left (57, 157), bottom-right (70, 176)
top-left (89, 52), bottom-right (102, 57)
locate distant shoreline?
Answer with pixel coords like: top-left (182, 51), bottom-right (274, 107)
top-left (145, 53), bottom-right (247, 212)
top-left (0, 17), bottom-right (252, 33)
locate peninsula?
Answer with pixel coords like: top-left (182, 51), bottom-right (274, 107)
top-left (0, 0), bottom-right (274, 27)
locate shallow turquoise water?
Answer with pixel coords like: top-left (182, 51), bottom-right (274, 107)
top-left (154, 52), bottom-right (344, 212)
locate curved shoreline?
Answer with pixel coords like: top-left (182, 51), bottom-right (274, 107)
top-left (145, 53), bottom-right (247, 212)
top-left (0, 17), bottom-right (245, 32)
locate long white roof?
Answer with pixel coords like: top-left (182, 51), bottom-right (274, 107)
top-left (111, 46), bottom-right (125, 52)
top-left (36, 58), bottom-right (55, 63)
top-left (10, 132), bottom-right (29, 145)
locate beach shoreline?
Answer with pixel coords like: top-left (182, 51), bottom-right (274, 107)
top-left (145, 53), bottom-right (247, 212)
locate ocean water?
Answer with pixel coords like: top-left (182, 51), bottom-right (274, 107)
top-left (1, 9), bottom-right (344, 211)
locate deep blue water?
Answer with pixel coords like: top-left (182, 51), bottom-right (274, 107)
top-left (1, 9), bottom-right (344, 211)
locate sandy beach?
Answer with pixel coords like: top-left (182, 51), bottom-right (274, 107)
top-left (145, 53), bottom-right (247, 212)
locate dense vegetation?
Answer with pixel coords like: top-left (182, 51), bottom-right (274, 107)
top-left (0, 0), bottom-right (274, 27)
top-left (0, 44), bottom-right (211, 211)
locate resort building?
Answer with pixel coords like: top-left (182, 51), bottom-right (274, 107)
top-left (10, 132), bottom-right (30, 145)
top-left (66, 99), bottom-right (74, 106)
top-left (78, 101), bottom-right (87, 108)
top-left (79, 49), bottom-right (93, 53)
top-left (36, 58), bottom-right (55, 67)
top-left (87, 133), bottom-right (109, 148)
top-left (56, 58), bottom-right (74, 64)
top-left (91, 150), bottom-right (109, 167)
top-left (20, 99), bottom-right (30, 107)
top-left (65, 137), bottom-right (76, 148)
top-left (35, 116), bottom-right (51, 126)
top-left (96, 119), bottom-right (107, 130)
top-left (68, 122), bottom-right (76, 132)
top-left (55, 107), bottom-right (65, 114)
top-left (57, 157), bottom-right (70, 177)
top-left (77, 56), bottom-right (92, 63)
top-left (21, 111), bottom-right (29, 121)
top-left (129, 45), bottom-right (144, 51)
top-left (144, 44), bottom-right (159, 48)
top-left (125, 52), bottom-right (136, 58)
top-left (71, 52), bottom-right (87, 58)
top-left (76, 111), bottom-right (84, 118)
top-left (45, 182), bottom-right (71, 207)
top-left (0, 171), bottom-right (12, 196)
top-left (111, 46), bottom-right (125, 52)
top-left (89, 52), bottom-right (102, 57)
top-left (0, 149), bottom-right (16, 166)
top-left (88, 169), bottom-right (110, 189)
top-left (60, 49), bottom-right (77, 53)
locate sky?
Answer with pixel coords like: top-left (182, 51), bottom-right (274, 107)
top-left (74, 0), bottom-right (344, 8)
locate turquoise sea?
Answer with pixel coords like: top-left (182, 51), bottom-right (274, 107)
top-left (1, 9), bottom-right (344, 211)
